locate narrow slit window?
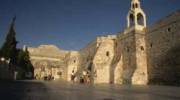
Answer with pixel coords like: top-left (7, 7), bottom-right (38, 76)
top-left (106, 51), bottom-right (110, 57)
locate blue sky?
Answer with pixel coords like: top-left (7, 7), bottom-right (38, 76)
top-left (0, 0), bottom-right (179, 50)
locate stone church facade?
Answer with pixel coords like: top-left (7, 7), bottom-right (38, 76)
top-left (28, 0), bottom-right (180, 85)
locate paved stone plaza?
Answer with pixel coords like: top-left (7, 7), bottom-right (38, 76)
top-left (0, 80), bottom-right (180, 100)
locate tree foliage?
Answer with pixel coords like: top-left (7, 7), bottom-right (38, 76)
top-left (16, 48), bottom-right (34, 79)
top-left (16, 48), bottom-right (34, 73)
top-left (0, 17), bottom-right (18, 64)
top-left (0, 17), bottom-right (34, 79)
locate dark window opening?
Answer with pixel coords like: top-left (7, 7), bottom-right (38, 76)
top-left (140, 46), bottom-right (144, 51)
top-left (137, 13), bottom-right (144, 26)
top-left (115, 42), bottom-right (118, 47)
top-left (106, 51), bottom-right (110, 57)
top-left (74, 60), bottom-right (76, 63)
top-left (135, 3), bottom-right (138, 8)
top-left (150, 43), bottom-right (153, 48)
top-left (127, 47), bottom-right (130, 52)
top-left (167, 27), bottom-right (171, 32)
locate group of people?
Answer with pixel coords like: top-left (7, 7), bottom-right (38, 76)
top-left (35, 73), bottom-right (54, 81)
top-left (71, 70), bottom-right (91, 84)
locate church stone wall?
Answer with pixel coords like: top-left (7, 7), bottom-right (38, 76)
top-left (112, 34), bottom-right (124, 84)
top-left (78, 35), bottom-right (117, 84)
top-left (93, 35), bottom-right (116, 83)
top-left (146, 11), bottom-right (180, 84)
top-left (132, 31), bottom-right (148, 84)
top-left (65, 51), bottom-right (80, 81)
top-left (79, 38), bottom-right (98, 73)
top-left (117, 32), bottom-right (137, 84)
top-left (114, 27), bottom-right (148, 85)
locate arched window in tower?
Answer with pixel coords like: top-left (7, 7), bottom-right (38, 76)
top-left (135, 3), bottom-right (138, 8)
top-left (132, 4), bottom-right (135, 9)
top-left (137, 13), bottom-right (144, 26)
top-left (129, 14), bottom-right (134, 27)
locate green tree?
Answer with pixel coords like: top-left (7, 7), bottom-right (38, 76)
top-left (0, 17), bottom-right (18, 64)
top-left (16, 48), bottom-right (34, 79)
top-left (0, 17), bottom-right (34, 79)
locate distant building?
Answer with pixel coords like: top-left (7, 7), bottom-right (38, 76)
top-left (27, 45), bottom-right (68, 80)
top-left (28, 0), bottom-right (180, 85)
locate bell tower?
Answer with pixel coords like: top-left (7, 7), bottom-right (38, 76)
top-left (120, 0), bottom-right (148, 85)
top-left (127, 0), bottom-right (146, 29)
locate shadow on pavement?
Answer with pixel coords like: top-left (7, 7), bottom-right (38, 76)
top-left (0, 80), bottom-right (47, 100)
